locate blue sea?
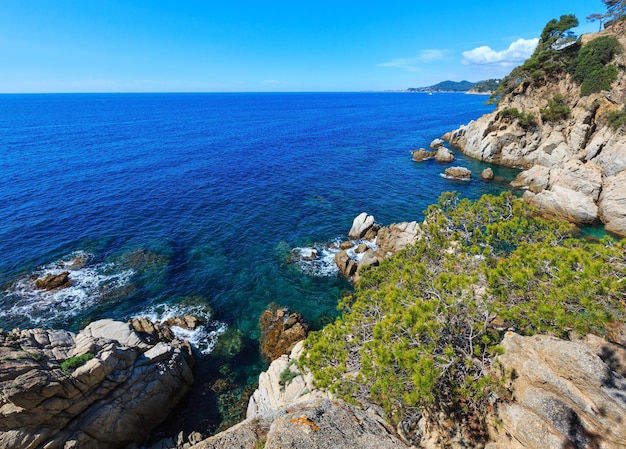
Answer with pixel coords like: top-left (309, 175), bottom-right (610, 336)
top-left (0, 92), bottom-right (520, 433)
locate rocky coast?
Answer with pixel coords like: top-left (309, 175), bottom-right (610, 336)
top-left (444, 20), bottom-right (626, 237)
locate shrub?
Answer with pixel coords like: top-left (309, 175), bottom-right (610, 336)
top-left (569, 35), bottom-right (622, 96)
top-left (60, 353), bottom-right (94, 373)
top-left (303, 192), bottom-right (626, 445)
top-left (607, 105), bottom-right (626, 129)
top-left (497, 108), bottom-right (538, 128)
top-left (278, 360), bottom-right (299, 388)
top-left (541, 94), bottom-right (571, 122)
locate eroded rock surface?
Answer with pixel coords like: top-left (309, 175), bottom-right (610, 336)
top-left (0, 319), bottom-right (194, 449)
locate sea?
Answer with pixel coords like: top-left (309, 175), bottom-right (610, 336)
top-left (0, 92), bottom-right (521, 435)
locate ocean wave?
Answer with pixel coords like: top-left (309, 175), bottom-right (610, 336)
top-left (137, 303), bottom-right (227, 355)
top-left (290, 237), bottom-right (378, 276)
top-left (1, 251), bottom-right (134, 326)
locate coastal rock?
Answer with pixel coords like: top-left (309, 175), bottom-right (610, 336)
top-left (430, 138), bottom-right (446, 149)
top-left (376, 221), bottom-right (420, 257)
top-left (0, 319), bottom-right (194, 449)
top-left (435, 146), bottom-right (455, 163)
top-left (34, 271), bottom-right (72, 290)
top-left (446, 23), bottom-right (626, 236)
top-left (348, 212), bottom-right (375, 239)
top-left (444, 166), bottom-right (472, 179)
top-left (481, 167), bottom-right (494, 179)
top-left (598, 170), bottom-right (626, 236)
top-left (164, 315), bottom-right (206, 330)
top-left (259, 307), bottom-right (309, 362)
top-left (523, 186), bottom-right (598, 224)
top-left (192, 342), bottom-right (407, 449)
top-left (334, 250), bottom-right (358, 278)
top-left (487, 332), bottom-right (626, 449)
top-left (412, 148), bottom-right (434, 161)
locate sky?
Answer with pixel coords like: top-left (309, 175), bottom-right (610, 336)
top-left (0, 1), bottom-right (602, 93)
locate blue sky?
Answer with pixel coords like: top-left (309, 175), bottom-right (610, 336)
top-left (0, 1), bottom-right (601, 93)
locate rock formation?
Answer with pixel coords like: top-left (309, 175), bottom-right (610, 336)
top-left (0, 319), bottom-right (194, 448)
top-left (487, 332), bottom-right (626, 449)
top-left (34, 271), bottom-right (72, 290)
top-left (334, 213), bottom-right (420, 281)
top-left (444, 166), bottom-right (472, 180)
top-left (412, 148), bottom-right (434, 161)
top-left (445, 21), bottom-right (626, 236)
top-left (259, 307), bottom-right (309, 362)
top-left (189, 342), bottom-right (408, 449)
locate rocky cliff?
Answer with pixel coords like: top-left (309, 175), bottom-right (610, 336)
top-left (446, 20), bottom-right (626, 236)
top-left (0, 319), bottom-right (194, 448)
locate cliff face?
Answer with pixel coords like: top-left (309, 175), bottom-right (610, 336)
top-left (447, 21), bottom-right (626, 236)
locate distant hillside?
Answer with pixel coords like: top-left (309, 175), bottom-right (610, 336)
top-left (407, 80), bottom-right (475, 92)
top-left (407, 79), bottom-right (500, 93)
top-left (467, 78), bottom-right (500, 93)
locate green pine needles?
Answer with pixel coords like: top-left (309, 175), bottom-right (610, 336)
top-left (303, 192), bottom-right (626, 444)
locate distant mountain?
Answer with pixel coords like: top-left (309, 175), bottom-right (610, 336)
top-left (407, 79), bottom-right (500, 93)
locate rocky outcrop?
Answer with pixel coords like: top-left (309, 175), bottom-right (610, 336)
top-left (446, 22), bottom-right (626, 236)
top-left (444, 166), bottom-right (472, 180)
top-left (0, 319), bottom-right (194, 449)
top-left (412, 148), bottom-right (434, 161)
top-left (488, 332), bottom-right (626, 449)
top-left (481, 168), bottom-right (494, 179)
top-left (334, 213), bottom-right (420, 281)
top-left (34, 271), bottom-right (72, 290)
top-left (190, 341), bottom-right (407, 449)
top-left (259, 307), bottom-right (309, 362)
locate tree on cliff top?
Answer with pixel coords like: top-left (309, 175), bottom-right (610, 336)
top-left (588, 0), bottom-right (626, 30)
top-left (492, 14), bottom-right (579, 100)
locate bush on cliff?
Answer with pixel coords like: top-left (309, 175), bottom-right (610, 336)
top-left (569, 35), bottom-right (622, 96)
top-left (303, 192), bottom-right (626, 445)
top-left (608, 104), bottom-right (626, 129)
top-left (540, 94), bottom-right (571, 122)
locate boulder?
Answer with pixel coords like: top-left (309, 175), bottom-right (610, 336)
top-left (348, 213), bottom-right (375, 240)
top-left (412, 148), bottom-right (434, 161)
top-left (523, 186), bottom-right (598, 224)
top-left (444, 167), bottom-right (472, 179)
top-left (34, 271), bottom-right (72, 290)
top-left (510, 165), bottom-right (551, 193)
top-left (0, 319), bottom-right (194, 449)
top-left (430, 138), bottom-right (446, 149)
top-left (376, 221), bottom-right (420, 257)
top-left (487, 332), bottom-right (626, 449)
top-left (334, 250), bottom-right (358, 278)
top-left (164, 315), bottom-right (206, 330)
top-left (481, 167), bottom-right (494, 180)
top-left (435, 146), bottom-right (455, 162)
top-left (259, 307), bottom-right (309, 362)
top-left (598, 170), bottom-right (626, 237)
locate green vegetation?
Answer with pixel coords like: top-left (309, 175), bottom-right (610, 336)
top-left (279, 360), bottom-right (299, 389)
top-left (470, 79), bottom-right (500, 93)
top-left (60, 353), bottom-right (94, 373)
top-left (493, 14), bottom-right (580, 100)
top-left (569, 35), bottom-right (622, 96)
top-left (588, 0), bottom-right (626, 29)
top-left (303, 192), bottom-right (626, 444)
top-left (608, 105), bottom-right (626, 129)
top-left (540, 94), bottom-right (571, 122)
top-left (408, 80), bottom-right (476, 92)
top-left (497, 108), bottom-right (538, 128)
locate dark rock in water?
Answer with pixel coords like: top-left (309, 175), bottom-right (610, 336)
top-left (259, 307), bottom-right (309, 362)
top-left (334, 250), bottom-right (358, 278)
top-left (130, 317), bottom-right (176, 343)
top-left (164, 315), bottom-right (206, 331)
top-left (34, 271), bottom-right (72, 290)
top-left (340, 240), bottom-right (354, 250)
top-left (0, 319), bottom-right (194, 449)
top-left (354, 243), bottom-right (368, 254)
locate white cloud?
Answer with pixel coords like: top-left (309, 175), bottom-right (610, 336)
top-left (378, 49), bottom-right (446, 71)
top-left (462, 38), bottom-right (539, 66)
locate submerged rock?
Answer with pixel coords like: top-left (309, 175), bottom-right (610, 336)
top-left (34, 271), bottom-right (72, 290)
top-left (259, 307), bottom-right (309, 362)
top-left (0, 319), bottom-right (194, 448)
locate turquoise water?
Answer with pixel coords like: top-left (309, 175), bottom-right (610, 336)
top-left (0, 92), bottom-right (522, 434)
